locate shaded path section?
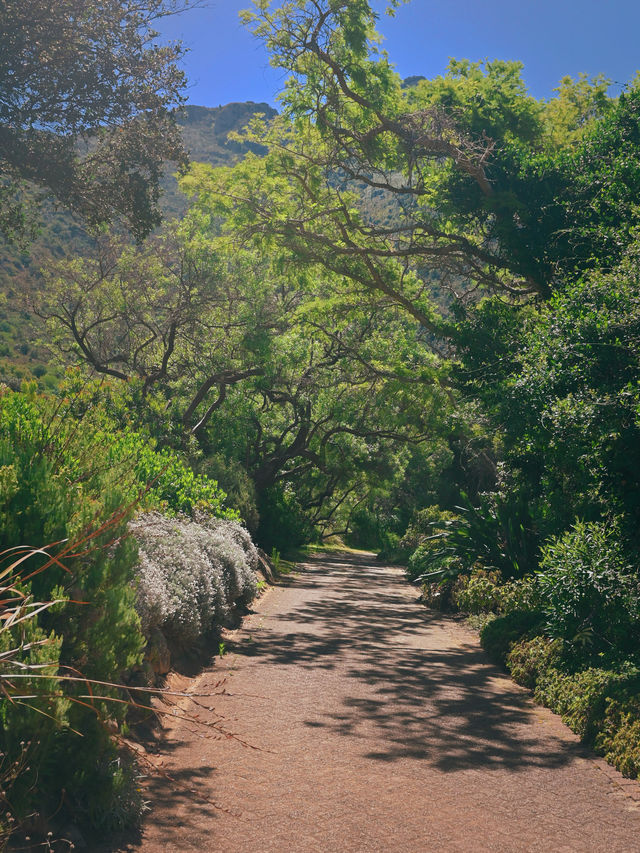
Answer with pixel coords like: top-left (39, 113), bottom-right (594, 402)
top-left (123, 553), bottom-right (640, 852)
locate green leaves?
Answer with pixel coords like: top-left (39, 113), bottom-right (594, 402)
top-left (1, 0), bottom-right (188, 243)
top-left (537, 521), bottom-right (640, 660)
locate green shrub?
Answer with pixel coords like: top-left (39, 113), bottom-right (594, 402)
top-left (419, 578), bottom-right (460, 611)
top-left (505, 637), bottom-right (640, 778)
top-left (533, 665), bottom-right (640, 743)
top-left (453, 569), bottom-right (501, 614)
top-left (596, 689), bottom-right (640, 778)
top-left (197, 453), bottom-right (259, 532)
top-left (407, 545), bottom-right (463, 583)
top-left (256, 484), bottom-right (313, 553)
top-left (399, 506), bottom-right (459, 553)
top-left (507, 636), bottom-right (562, 689)
top-left (537, 521), bottom-right (640, 660)
top-left (498, 574), bottom-right (543, 615)
top-left (480, 609), bottom-right (545, 665)
top-left (0, 388), bottom-right (240, 837)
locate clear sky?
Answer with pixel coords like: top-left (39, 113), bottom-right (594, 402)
top-left (157, 0), bottom-right (640, 108)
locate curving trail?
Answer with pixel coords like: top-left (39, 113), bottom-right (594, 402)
top-left (119, 552), bottom-right (640, 852)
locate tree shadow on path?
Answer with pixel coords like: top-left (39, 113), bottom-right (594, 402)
top-left (241, 553), bottom-right (586, 774)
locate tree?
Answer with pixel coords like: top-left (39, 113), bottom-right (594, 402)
top-left (191, 0), bottom-right (640, 326)
top-left (0, 0), bottom-right (193, 244)
top-left (39, 217), bottom-right (448, 544)
top-left (456, 236), bottom-right (640, 553)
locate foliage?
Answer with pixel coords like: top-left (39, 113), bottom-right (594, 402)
top-left (455, 234), bottom-right (640, 586)
top-left (596, 690), bottom-right (640, 778)
top-left (131, 512), bottom-right (258, 647)
top-left (497, 574), bottom-right (543, 615)
top-left (398, 505), bottom-right (457, 556)
top-left (0, 386), bottom-right (239, 836)
top-left (256, 484), bottom-right (315, 553)
top-left (198, 454), bottom-right (260, 533)
top-left (507, 636), bottom-right (562, 690)
top-left (505, 646), bottom-right (640, 778)
top-left (418, 577), bottom-right (459, 612)
top-left (405, 492), bottom-right (537, 582)
top-left (453, 569), bottom-right (501, 614)
top-left (535, 664), bottom-right (640, 743)
top-left (41, 219), bottom-right (448, 548)
top-left (0, 390), bottom-right (145, 832)
top-left (537, 522), bottom-right (640, 661)
top-left (479, 610), bottom-right (545, 666)
top-left (0, 0), bottom-right (192, 244)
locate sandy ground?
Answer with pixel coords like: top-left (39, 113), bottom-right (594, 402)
top-left (110, 552), bottom-right (640, 852)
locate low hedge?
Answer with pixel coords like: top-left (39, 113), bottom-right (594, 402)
top-left (505, 636), bottom-right (640, 778)
top-left (479, 609), bottom-right (545, 665)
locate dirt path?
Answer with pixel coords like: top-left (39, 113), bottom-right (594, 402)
top-left (119, 553), bottom-right (640, 852)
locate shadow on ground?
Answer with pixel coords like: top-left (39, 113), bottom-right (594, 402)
top-left (237, 553), bottom-right (585, 774)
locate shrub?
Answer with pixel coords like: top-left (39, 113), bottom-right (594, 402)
top-left (399, 506), bottom-right (459, 552)
top-left (480, 609), bottom-right (545, 665)
top-left (537, 521), bottom-right (640, 660)
top-left (448, 570), bottom-right (541, 621)
top-left (453, 569), bottom-right (501, 614)
top-left (131, 512), bottom-right (258, 647)
top-left (256, 484), bottom-right (313, 553)
top-left (420, 578), bottom-right (455, 611)
top-left (498, 574), bottom-right (543, 615)
top-left (407, 545), bottom-right (464, 584)
top-left (596, 688), bottom-right (640, 778)
top-left (533, 664), bottom-right (640, 742)
top-left (0, 388), bottom-right (239, 838)
top-left (507, 636), bottom-right (562, 689)
top-left (197, 454), bottom-right (259, 532)
top-left (504, 625), bottom-right (640, 779)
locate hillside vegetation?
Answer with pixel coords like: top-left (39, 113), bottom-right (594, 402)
top-left (0, 101), bottom-right (276, 387)
top-left (2, 0), bottom-right (640, 846)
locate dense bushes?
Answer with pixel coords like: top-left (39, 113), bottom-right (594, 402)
top-left (0, 387), bottom-right (249, 840)
top-left (131, 512), bottom-right (258, 649)
top-left (507, 637), bottom-right (640, 777)
top-left (479, 610), bottom-right (545, 665)
top-left (537, 522), bottom-right (640, 661)
top-left (439, 522), bottom-right (640, 778)
top-left (401, 241), bottom-right (640, 781)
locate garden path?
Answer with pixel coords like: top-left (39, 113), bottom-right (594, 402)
top-left (117, 552), bottom-right (640, 852)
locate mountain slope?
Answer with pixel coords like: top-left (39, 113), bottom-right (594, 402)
top-left (0, 102), bottom-right (277, 385)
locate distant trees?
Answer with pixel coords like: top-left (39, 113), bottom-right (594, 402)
top-left (0, 0), bottom-right (192, 244)
top-left (39, 222), bottom-right (446, 546)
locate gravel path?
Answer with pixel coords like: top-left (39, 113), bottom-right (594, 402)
top-left (120, 552), bottom-right (640, 852)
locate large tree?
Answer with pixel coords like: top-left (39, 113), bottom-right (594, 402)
top-left (39, 219), bottom-right (447, 542)
top-left (188, 0), bottom-right (640, 327)
top-left (0, 0), bottom-right (193, 243)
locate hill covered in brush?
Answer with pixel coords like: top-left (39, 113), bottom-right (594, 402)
top-left (0, 101), bottom-right (277, 386)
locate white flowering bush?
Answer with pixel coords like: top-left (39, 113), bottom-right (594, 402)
top-left (130, 512), bottom-right (258, 646)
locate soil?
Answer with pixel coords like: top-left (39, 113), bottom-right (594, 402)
top-left (107, 552), bottom-right (640, 852)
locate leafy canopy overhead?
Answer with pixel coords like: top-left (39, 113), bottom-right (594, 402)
top-left (222, 0), bottom-right (640, 326)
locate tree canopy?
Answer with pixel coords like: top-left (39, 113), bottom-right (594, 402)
top-left (0, 0), bottom-right (192, 244)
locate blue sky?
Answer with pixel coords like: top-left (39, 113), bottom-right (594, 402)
top-left (158, 1), bottom-right (640, 107)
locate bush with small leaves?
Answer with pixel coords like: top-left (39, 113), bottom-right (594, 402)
top-left (596, 688), bottom-right (640, 778)
top-left (507, 636), bottom-right (562, 689)
top-left (453, 569), bottom-right (502, 614)
top-left (131, 512), bottom-right (258, 648)
top-left (498, 574), bottom-right (543, 615)
top-left (537, 521), bottom-right (640, 660)
top-left (480, 610), bottom-right (545, 665)
top-left (533, 664), bottom-right (640, 742)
